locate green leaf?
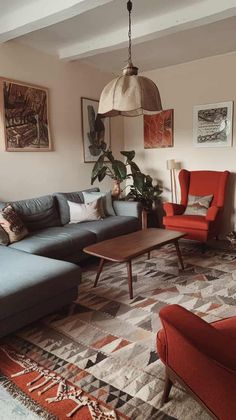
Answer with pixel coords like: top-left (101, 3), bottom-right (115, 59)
top-left (133, 172), bottom-right (145, 193)
top-left (112, 160), bottom-right (127, 181)
top-left (120, 150), bottom-right (135, 161)
top-left (145, 175), bottom-right (153, 187)
top-left (98, 166), bottom-right (107, 182)
top-left (91, 154), bottom-right (104, 184)
top-left (104, 150), bottom-right (115, 163)
top-left (129, 161), bottom-right (141, 174)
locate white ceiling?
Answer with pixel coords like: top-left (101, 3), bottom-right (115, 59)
top-left (1, 0), bottom-right (236, 74)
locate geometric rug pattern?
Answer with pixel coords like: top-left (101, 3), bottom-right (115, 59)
top-left (1, 242), bottom-right (236, 419)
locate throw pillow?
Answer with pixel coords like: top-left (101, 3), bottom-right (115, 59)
top-left (0, 204), bottom-right (28, 243)
top-left (68, 199), bottom-right (102, 224)
top-left (184, 194), bottom-right (213, 216)
top-left (0, 225), bottom-right (9, 245)
top-left (82, 191), bottom-right (116, 216)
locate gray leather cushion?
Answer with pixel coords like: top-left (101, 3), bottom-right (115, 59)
top-left (10, 225), bottom-right (97, 260)
top-left (0, 246), bottom-right (81, 320)
top-left (54, 188), bottom-right (99, 225)
top-left (1, 195), bottom-right (61, 232)
top-left (79, 215), bottom-right (139, 241)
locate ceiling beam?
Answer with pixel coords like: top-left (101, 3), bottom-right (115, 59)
top-left (59, 0), bottom-right (236, 61)
top-left (0, 0), bottom-right (114, 43)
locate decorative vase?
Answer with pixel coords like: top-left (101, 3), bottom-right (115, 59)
top-left (112, 180), bottom-right (121, 199)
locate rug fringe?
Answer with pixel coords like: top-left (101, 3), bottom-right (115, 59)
top-left (0, 371), bottom-right (56, 420)
top-left (1, 345), bottom-right (117, 420)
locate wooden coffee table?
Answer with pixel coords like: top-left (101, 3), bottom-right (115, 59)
top-left (84, 228), bottom-right (186, 299)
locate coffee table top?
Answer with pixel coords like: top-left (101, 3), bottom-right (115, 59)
top-left (84, 228), bottom-right (185, 262)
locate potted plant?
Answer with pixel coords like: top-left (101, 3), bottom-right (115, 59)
top-left (126, 172), bottom-right (163, 228)
top-left (91, 149), bottom-right (162, 214)
top-left (91, 149), bottom-right (139, 198)
top-left (126, 172), bottom-right (162, 209)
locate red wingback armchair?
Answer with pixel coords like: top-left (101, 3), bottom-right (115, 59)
top-left (157, 304), bottom-right (236, 420)
top-left (163, 170), bottom-right (230, 242)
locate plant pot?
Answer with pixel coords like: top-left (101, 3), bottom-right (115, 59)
top-left (112, 180), bottom-right (121, 199)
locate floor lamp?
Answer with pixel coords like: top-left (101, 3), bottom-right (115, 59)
top-left (167, 159), bottom-right (178, 203)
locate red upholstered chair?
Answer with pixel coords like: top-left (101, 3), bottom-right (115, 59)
top-left (157, 304), bottom-right (236, 420)
top-left (163, 170), bottom-right (230, 242)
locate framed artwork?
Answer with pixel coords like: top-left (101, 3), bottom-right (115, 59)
top-left (144, 109), bottom-right (174, 149)
top-left (193, 101), bottom-right (233, 147)
top-left (0, 78), bottom-right (51, 151)
top-left (81, 97), bottom-right (111, 162)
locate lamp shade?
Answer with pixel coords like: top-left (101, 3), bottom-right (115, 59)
top-left (167, 159), bottom-right (177, 170)
top-left (98, 74), bottom-right (162, 117)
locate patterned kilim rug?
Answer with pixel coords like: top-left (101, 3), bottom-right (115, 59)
top-left (1, 242), bottom-right (236, 420)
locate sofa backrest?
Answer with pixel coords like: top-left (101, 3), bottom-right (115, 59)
top-left (54, 188), bottom-right (99, 225)
top-left (0, 195), bottom-right (61, 232)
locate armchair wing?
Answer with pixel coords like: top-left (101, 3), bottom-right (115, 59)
top-left (157, 304), bottom-right (236, 420)
top-left (206, 205), bottom-right (220, 222)
top-left (158, 304), bottom-right (236, 371)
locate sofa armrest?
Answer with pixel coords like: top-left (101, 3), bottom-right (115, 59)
top-left (113, 200), bottom-right (142, 219)
top-left (163, 202), bottom-right (185, 216)
top-left (206, 206), bottom-right (220, 221)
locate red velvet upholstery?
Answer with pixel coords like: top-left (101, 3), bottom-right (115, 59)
top-left (163, 170), bottom-right (230, 242)
top-left (157, 304), bottom-right (236, 419)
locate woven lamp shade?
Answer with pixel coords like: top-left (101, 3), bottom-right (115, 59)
top-left (98, 74), bottom-right (162, 117)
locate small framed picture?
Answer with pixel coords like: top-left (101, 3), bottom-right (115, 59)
top-left (81, 97), bottom-right (110, 162)
top-left (144, 109), bottom-right (174, 148)
top-left (193, 101), bottom-right (233, 148)
top-left (0, 78), bottom-right (52, 151)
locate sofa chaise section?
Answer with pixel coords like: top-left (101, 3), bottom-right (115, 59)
top-left (0, 247), bottom-right (81, 337)
top-left (0, 188), bottom-right (141, 337)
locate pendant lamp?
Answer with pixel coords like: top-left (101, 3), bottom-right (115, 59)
top-left (98, 0), bottom-right (162, 117)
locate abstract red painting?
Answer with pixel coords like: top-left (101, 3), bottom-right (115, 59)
top-left (144, 109), bottom-right (174, 148)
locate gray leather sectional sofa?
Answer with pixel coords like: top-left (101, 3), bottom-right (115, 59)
top-left (0, 188), bottom-right (141, 336)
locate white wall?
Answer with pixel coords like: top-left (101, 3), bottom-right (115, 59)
top-left (124, 52), bottom-right (236, 232)
top-left (0, 41), bottom-right (123, 201)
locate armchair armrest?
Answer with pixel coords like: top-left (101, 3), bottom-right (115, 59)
top-left (206, 205), bottom-right (220, 221)
top-left (113, 200), bottom-right (142, 220)
top-left (159, 304), bottom-right (236, 372)
top-left (163, 202), bottom-right (185, 217)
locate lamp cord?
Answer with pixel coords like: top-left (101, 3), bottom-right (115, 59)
top-left (127, 0), bottom-right (132, 65)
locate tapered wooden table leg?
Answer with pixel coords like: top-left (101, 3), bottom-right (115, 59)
top-left (147, 251), bottom-right (151, 259)
top-left (174, 240), bottom-right (184, 270)
top-left (94, 258), bottom-right (105, 287)
top-left (127, 260), bottom-right (133, 299)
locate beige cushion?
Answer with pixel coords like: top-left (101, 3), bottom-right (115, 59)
top-left (68, 199), bottom-right (102, 224)
top-left (184, 194), bottom-right (213, 216)
top-left (82, 191), bottom-right (115, 217)
top-left (0, 204), bottom-right (28, 243)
